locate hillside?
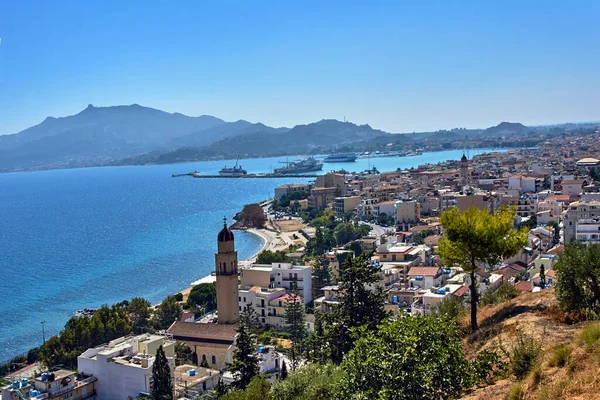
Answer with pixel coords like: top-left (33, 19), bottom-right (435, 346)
top-left (484, 122), bottom-right (531, 137)
top-left (460, 289), bottom-right (600, 400)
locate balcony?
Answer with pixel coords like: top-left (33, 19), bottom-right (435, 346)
top-left (282, 277), bottom-right (303, 282)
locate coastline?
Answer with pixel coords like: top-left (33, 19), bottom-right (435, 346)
top-left (179, 225), bottom-right (277, 300)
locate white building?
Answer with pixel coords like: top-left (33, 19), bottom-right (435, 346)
top-left (78, 334), bottom-right (176, 400)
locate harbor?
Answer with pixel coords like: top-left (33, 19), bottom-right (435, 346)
top-left (172, 172), bottom-right (319, 178)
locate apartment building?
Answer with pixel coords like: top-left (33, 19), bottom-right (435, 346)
top-left (333, 196), bottom-right (362, 215)
top-left (78, 334), bottom-right (175, 400)
top-left (562, 200), bottom-right (600, 243)
top-left (395, 200), bottom-right (421, 224)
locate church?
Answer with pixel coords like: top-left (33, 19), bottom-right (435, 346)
top-left (167, 220), bottom-right (240, 370)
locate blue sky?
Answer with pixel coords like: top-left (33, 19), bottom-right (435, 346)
top-left (1, 1), bottom-right (599, 135)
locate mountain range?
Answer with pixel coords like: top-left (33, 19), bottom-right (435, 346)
top-left (0, 103), bottom-right (548, 172)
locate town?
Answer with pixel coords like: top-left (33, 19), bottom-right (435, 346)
top-left (3, 126), bottom-right (600, 399)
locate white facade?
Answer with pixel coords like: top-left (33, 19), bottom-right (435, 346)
top-left (78, 334), bottom-right (175, 400)
top-left (270, 263), bottom-right (313, 303)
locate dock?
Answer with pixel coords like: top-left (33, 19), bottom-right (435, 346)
top-left (172, 172), bottom-right (318, 179)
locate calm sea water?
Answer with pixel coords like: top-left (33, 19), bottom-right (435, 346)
top-left (0, 148), bottom-right (502, 361)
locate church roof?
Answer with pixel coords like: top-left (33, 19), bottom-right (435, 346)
top-left (218, 219), bottom-right (234, 242)
top-left (168, 321), bottom-right (237, 340)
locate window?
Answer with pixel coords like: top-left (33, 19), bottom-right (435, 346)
top-left (239, 306), bottom-right (242, 311)
top-left (202, 355), bottom-right (207, 362)
top-left (243, 297), bottom-right (246, 302)
top-left (212, 355), bottom-right (216, 364)
top-left (262, 318), bottom-right (265, 323)
top-left (238, 296), bottom-right (241, 301)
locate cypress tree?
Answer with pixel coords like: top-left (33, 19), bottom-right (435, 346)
top-left (151, 345), bottom-right (173, 400)
top-left (284, 282), bottom-right (306, 370)
top-left (230, 309), bottom-right (259, 390)
top-left (540, 265), bottom-right (546, 288)
top-left (280, 360), bottom-right (288, 380)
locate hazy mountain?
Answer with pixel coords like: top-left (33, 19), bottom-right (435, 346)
top-left (0, 104), bottom-right (285, 171)
top-left (170, 120), bottom-right (290, 148)
top-left (484, 122), bottom-right (530, 136)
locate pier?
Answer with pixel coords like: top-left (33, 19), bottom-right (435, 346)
top-left (172, 172), bottom-right (318, 179)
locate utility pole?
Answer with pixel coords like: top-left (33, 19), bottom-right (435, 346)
top-left (41, 321), bottom-right (46, 345)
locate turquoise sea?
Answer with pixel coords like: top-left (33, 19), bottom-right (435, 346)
top-left (0, 148), bottom-right (502, 361)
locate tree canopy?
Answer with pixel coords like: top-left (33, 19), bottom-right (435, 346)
top-left (153, 296), bottom-right (182, 330)
top-left (555, 243), bottom-right (600, 318)
top-left (239, 203), bottom-right (266, 228)
top-left (151, 345), bottom-right (173, 400)
top-left (438, 206), bottom-right (527, 331)
top-left (186, 283), bottom-right (217, 312)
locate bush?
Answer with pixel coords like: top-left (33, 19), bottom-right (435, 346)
top-left (505, 383), bottom-right (525, 400)
top-left (174, 292), bottom-right (183, 302)
top-left (578, 323), bottom-right (600, 350)
top-left (481, 282), bottom-right (521, 306)
top-left (549, 344), bottom-right (571, 367)
top-left (269, 362), bottom-right (345, 400)
top-left (506, 332), bottom-right (542, 380)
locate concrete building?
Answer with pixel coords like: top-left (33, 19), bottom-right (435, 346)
top-left (274, 184), bottom-right (311, 201)
top-left (174, 365), bottom-right (220, 398)
top-left (238, 262), bottom-right (312, 328)
top-left (561, 179), bottom-right (585, 196)
top-left (562, 200), bottom-right (600, 243)
top-left (315, 172), bottom-right (346, 195)
top-left (334, 196), bottom-right (362, 215)
top-left (77, 334), bottom-right (175, 400)
top-left (1, 371), bottom-right (98, 400)
top-left (309, 187), bottom-right (338, 210)
top-left (395, 200), bottom-right (421, 224)
top-left (373, 200), bottom-right (397, 219)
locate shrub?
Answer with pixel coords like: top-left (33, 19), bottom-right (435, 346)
top-left (174, 292), bottom-right (183, 302)
top-left (481, 282), bottom-right (521, 306)
top-left (578, 323), bottom-right (600, 350)
top-left (549, 344), bottom-right (571, 367)
top-left (505, 384), bottom-right (525, 400)
top-left (505, 332), bottom-right (542, 380)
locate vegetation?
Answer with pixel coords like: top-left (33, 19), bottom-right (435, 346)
top-left (315, 252), bottom-right (387, 364)
top-left (239, 203), bottom-right (266, 228)
top-left (411, 228), bottom-right (436, 245)
top-left (151, 345), bottom-right (173, 400)
top-left (40, 303), bottom-right (132, 368)
top-left (269, 362), bottom-right (345, 400)
top-left (480, 282), bottom-right (521, 306)
top-left (277, 191), bottom-right (309, 208)
top-left (549, 344), bottom-right (571, 368)
top-left (555, 243), bottom-right (600, 318)
top-left (435, 296), bottom-right (467, 320)
top-left (501, 331), bottom-right (542, 380)
top-left (439, 206), bottom-right (527, 331)
top-left (229, 308), bottom-right (259, 390)
top-left (221, 375), bottom-right (270, 400)
top-left (343, 315), bottom-right (492, 399)
top-left (186, 283), bottom-right (217, 312)
top-left (129, 297), bottom-right (152, 333)
top-left (153, 295), bottom-right (182, 330)
top-left (256, 249), bottom-right (288, 264)
top-left (284, 283), bottom-right (307, 370)
top-left (578, 323), bottom-right (600, 350)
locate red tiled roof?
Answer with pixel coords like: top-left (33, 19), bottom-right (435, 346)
top-left (453, 286), bottom-right (470, 297)
top-left (168, 321), bottom-right (237, 339)
top-left (514, 281), bottom-right (533, 293)
top-left (408, 266), bottom-right (441, 277)
top-left (547, 244), bottom-right (565, 255)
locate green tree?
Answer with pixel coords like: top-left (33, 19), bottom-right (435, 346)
top-left (239, 305), bottom-right (261, 331)
top-left (284, 283), bottom-right (307, 370)
top-left (221, 375), bottom-right (270, 400)
top-left (555, 243), bottom-right (600, 317)
top-left (342, 315), bottom-right (474, 400)
top-left (540, 264), bottom-right (546, 288)
top-left (186, 283), bottom-right (217, 312)
top-left (280, 360), bottom-right (288, 380)
top-left (230, 311), bottom-right (259, 390)
top-left (311, 256), bottom-right (330, 300)
top-left (153, 296), bottom-right (182, 330)
top-left (334, 222), bottom-right (355, 245)
top-left (438, 206), bottom-right (527, 331)
top-left (323, 252), bottom-right (387, 363)
top-left (256, 250), bottom-right (286, 264)
top-left (214, 377), bottom-right (228, 398)
top-left (151, 345), bottom-right (173, 400)
top-left (269, 362), bottom-right (345, 400)
top-left (129, 297), bottom-right (152, 333)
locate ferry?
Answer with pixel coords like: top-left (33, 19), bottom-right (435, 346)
top-left (324, 152), bottom-right (357, 163)
top-left (274, 156), bottom-right (323, 174)
top-left (219, 159), bottom-right (247, 176)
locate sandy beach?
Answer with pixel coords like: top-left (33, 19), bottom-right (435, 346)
top-left (178, 220), bottom-right (307, 302)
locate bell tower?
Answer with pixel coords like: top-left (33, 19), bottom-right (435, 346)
top-left (460, 153), bottom-right (469, 186)
top-left (215, 217), bottom-right (239, 324)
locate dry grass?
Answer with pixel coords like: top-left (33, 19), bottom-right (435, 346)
top-left (460, 289), bottom-right (600, 400)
